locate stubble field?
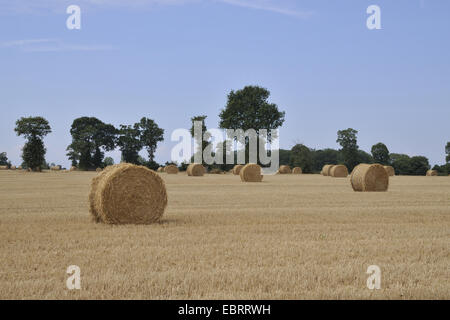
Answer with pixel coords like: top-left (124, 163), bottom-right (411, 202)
top-left (0, 170), bottom-right (449, 299)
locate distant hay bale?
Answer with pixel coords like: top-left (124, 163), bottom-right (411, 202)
top-left (70, 166), bottom-right (77, 171)
top-left (232, 165), bottom-right (244, 175)
top-left (240, 163), bottom-right (263, 182)
top-left (10, 165), bottom-right (16, 170)
top-left (278, 165), bottom-right (292, 174)
top-left (17, 166), bottom-right (22, 170)
top-left (351, 163), bottom-right (389, 192)
top-left (187, 163), bottom-right (205, 176)
top-left (157, 167), bottom-right (164, 173)
top-left (426, 170), bottom-right (438, 176)
top-left (209, 168), bottom-right (224, 174)
top-left (96, 168), bottom-right (102, 172)
top-left (384, 165), bottom-right (395, 176)
top-left (292, 167), bottom-right (302, 174)
top-left (89, 163), bottom-right (168, 224)
top-left (0, 165), bottom-right (8, 170)
top-left (164, 165), bottom-right (178, 174)
top-left (50, 165), bottom-right (61, 171)
top-left (321, 164), bottom-right (333, 176)
top-left (330, 165), bottom-right (348, 177)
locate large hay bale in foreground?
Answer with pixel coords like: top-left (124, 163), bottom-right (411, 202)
top-left (232, 164), bottom-right (244, 175)
top-left (426, 170), bottom-right (438, 176)
top-left (292, 167), bottom-right (302, 174)
top-left (330, 165), bottom-right (348, 177)
top-left (278, 165), bottom-right (292, 174)
top-left (240, 163), bottom-right (263, 182)
top-left (164, 165), bottom-right (178, 174)
top-left (157, 167), bottom-right (164, 173)
top-left (187, 163), bottom-right (205, 176)
top-left (89, 163), bottom-right (167, 224)
top-left (50, 165), bottom-right (61, 171)
top-left (321, 164), bottom-right (333, 176)
top-left (384, 165), bottom-right (395, 176)
top-left (0, 165), bottom-right (8, 170)
top-left (351, 163), bottom-right (389, 192)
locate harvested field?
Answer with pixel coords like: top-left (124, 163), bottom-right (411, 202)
top-left (0, 171), bottom-right (449, 299)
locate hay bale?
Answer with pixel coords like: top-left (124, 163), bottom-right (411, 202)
top-left (157, 167), bottom-right (164, 173)
top-left (164, 165), bottom-right (178, 174)
top-left (232, 164), bottom-right (244, 175)
top-left (279, 165), bottom-right (292, 174)
top-left (50, 165), bottom-right (61, 171)
top-left (321, 164), bottom-right (333, 176)
top-left (96, 168), bottom-right (102, 172)
top-left (426, 170), bottom-right (438, 176)
top-left (70, 166), bottom-right (77, 171)
top-left (330, 165), bottom-right (348, 177)
top-left (89, 163), bottom-right (167, 224)
top-left (351, 163), bottom-right (389, 192)
top-left (292, 167), bottom-right (302, 174)
top-left (240, 163), bottom-right (263, 182)
top-left (187, 163), bottom-right (205, 176)
top-left (10, 165), bottom-right (16, 170)
top-left (383, 165), bottom-right (395, 176)
top-left (0, 165), bottom-right (8, 170)
top-left (17, 166), bottom-right (22, 170)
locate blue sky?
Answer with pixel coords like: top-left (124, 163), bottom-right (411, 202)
top-left (1, 0), bottom-right (449, 167)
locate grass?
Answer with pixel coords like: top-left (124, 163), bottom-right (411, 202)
top-left (0, 171), bottom-right (449, 299)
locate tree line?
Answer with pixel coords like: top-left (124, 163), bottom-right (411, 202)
top-left (2, 85), bottom-right (449, 175)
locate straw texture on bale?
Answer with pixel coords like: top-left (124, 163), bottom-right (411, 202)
top-left (426, 170), bottom-right (437, 176)
top-left (157, 167), bottom-right (164, 173)
top-left (351, 163), bottom-right (389, 192)
top-left (50, 166), bottom-right (61, 171)
top-left (89, 163), bottom-right (168, 224)
top-left (70, 166), bottom-right (77, 171)
top-left (232, 165), bottom-right (244, 175)
top-left (164, 165), bottom-right (178, 174)
top-left (330, 165), bottom-right (348, 177)
top-left (240, 163), bottom-right (263, 182)
top-left (10, 166), bottom-right (16, 170)
top-left (321, 164), bottom-right (333, 176)
top-left (0, 165), bottom-right (8, 170)
top-left (278, 165), bottom-right (292, 174)
top-left (292, 167), bottom-right (302, 174)
top-left (384, 165), bottom-right (395, 176)
top-left (187, 163), bottom-right (205, 176)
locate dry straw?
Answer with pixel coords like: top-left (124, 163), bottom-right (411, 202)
top-left (10, 165), bottom-right (16, 170)
top-left (50, 166), bottom-right (61, 171)
top-left (240, 163), bottom-right (263, 182)
top-left (351, 163), bottom-right (389, 192)
top-left (0, 165), bottom-right (8, 170)
top-left (330, 165), bottom-right (348, 177)
top-left (232, 164), bottom-right (244, 175)
top-left (89, 163), bottom-right (168, 224)
top-left (157, 167), bottom-right (164, 173)
top-left (292, 167), bottom-right (302, 174)
top-left (321, 164), bottom-right (333, 176)
top-left (187, 163), bottom-right (205, 176)
top-left (164, 165), bottom-right (179, 174)
top-left (384, 165), bottom-right (395, 176)
top-left (70, 166), bottom-right (77, 171)
top-left (426, 170), bottom-right (438, 176)
top-left (278, 165), bottom-right (292, 174)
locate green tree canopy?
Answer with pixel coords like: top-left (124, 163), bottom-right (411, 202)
top-left (139, 117), bottom-right (164, 163)
top-left (371, 142), bottom-right (390, 165)
top-left (446, 142), bottom-right (450, 163)
top-left (117, 124), bottom-right (142, 164)
top-left (0, 152), bottom-right (8, 166)
top-left (311, 148), bottom-right (340, 172)
top-left (336, 128), bottom-right (359, 171)
top-left (290, 144), bottom-right (314, 173)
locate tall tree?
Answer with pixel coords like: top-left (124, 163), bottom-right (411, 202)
top-left (14, 116), bottom-right (51, 171)
top-left (409, 156), bottom-right (430, 176)
top-left (190, 115), bottom-right (210, 165)
top-left (117, 124), bottom-right (142, 164)
top-left (66, 117), bottom-right (117, 170)
top-left (218, 86), bottom-right (285, 164)
top-left (446, 142), bottom-right (450, 163)
top-left (290, 144), bottom-right (314, 173)
top-left (138, 117), bottom-right (164, 163)
top-left (0, 152), bottom-right (9, 166)
top-left (371, 142), bottom-right (390, 165)
top-left (311, 148), bottom-right (340, 172)
top-left (336, 128), bottom-right (359, 171)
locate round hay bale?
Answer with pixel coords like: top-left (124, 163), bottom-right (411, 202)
top-left (292, 167), bottom-right (302, 174)
top-left (17, 166), bottom-right (22, 170)
top-left (240, 163), bottom-right (263, 182)
top-left (232, 164), bottom-right (244, 175)
top-left (351, 163), bottom-right (389, 192)
top-left (279, 165), bottom-right (292, 174)
top-left (321, 164), bottom-right (333, 176)
top-left (96, 168), bottom-right (102, 172)
top-left (90, 163), bottom-right (167, 224)
top-left (70, 166), bottom-right (77, 171)
top-left (157, 167), bottom-right (164, 173)
top-left (187, 163), bottom-right (205, 176)
top-left (330, 165), bottom-right (348, 177)
top-left (0, 165), bottom-right (8, 170)
top-left (50, 165), bottom-right (61, 171)
top-left (10, 165), bottom-right (16, 170)
top-left (383, 165), bottom-right (395, 176)
top-left (426, 170), bottom-right (438, 176)
top-left (164, 165), bottom-right (178, 174)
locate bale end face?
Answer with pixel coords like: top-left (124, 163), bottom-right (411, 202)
top-left (164, 165), bottom-right (179, 174)
top-left (292, 167), bottom-right (302, 174)
top-left (240, 163), bottom-right (263, 182)
top-left (187, 163), bottom-right (205, 176)
top-left (321, 164), bottom-right (333, 176)
top-left (232, 165), bottom-right (244, 175)
top-left (426, 170), bottom-right (437, 176)
top-left (330, 165), bottom-right (348, 177)
top-left (278, 165), bottom-right (292, 174)
top-left (351, 163), bottom-right (389, 192)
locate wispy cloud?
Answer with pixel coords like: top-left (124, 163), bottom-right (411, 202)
top-left (1, 38), bottom-right (114, 52)
top-left (217, 0), bottom-right (313, 18)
